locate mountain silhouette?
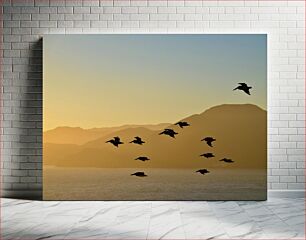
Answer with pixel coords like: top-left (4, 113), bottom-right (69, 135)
top-left (44, 123), bottom-right (170, 145)
top-left (44, 104), bottom-right (267, 169)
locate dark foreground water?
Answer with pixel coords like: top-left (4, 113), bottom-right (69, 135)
top-left (44, 167), bottom-right (266, 200)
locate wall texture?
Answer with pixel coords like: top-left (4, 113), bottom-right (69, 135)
top-left (1, 0), bottom-right (305, 198)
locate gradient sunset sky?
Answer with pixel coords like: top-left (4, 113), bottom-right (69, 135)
top-left (44, 34), bottom-right (267, 131)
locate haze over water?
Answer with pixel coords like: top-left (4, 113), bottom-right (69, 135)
top-left (44, 167), bottom-right (267, 200)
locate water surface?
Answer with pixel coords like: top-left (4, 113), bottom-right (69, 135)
top-left (44, 167), bottom-right (266, 200)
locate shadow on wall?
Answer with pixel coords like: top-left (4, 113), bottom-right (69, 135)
top-left (4, 39), bottom-right (43, 200)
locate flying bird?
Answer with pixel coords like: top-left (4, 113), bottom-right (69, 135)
top-left (220, 158), bottom-right (234, 163)
top-left (131, 172), bottom-right (147, 177)
top-left (200, 153), bottom-right (215, 158)
top-left (135, 156), bottom-right (150, 162)
top-left (159, 128), bottom-right (178, 138)
top-left (233, 83), bottom-right (252, 95)
top-left (105, 136), bottom-right (123, 147)
top-left (175, 121), bottom-right (190, 128)
top-left (196, 169), bottom-right (210, 175)
top-left (130, 136), bottom-right (145, 145)
top-left (201, 137), bottom-right (216, 147)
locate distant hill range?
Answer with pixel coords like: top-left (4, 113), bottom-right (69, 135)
top-left (44, 123), bottom-right (170, 145)
top-left (44, 104), bottom-right (267, 169)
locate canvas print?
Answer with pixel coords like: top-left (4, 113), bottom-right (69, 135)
top-left (43, 34), bottom-right (267, 200)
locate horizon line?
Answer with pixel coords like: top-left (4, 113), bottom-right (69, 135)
top-left (44, 103), bottom-right (267, 132)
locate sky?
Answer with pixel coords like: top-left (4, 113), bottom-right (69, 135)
top-left (43, 34), bottom-right (267, 131)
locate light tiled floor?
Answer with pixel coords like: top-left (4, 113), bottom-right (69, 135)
top-left (1, 197), bottom-right (305, 239)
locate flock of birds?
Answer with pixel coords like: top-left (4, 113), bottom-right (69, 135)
top-left (105, 83), bottom-right (252, 177)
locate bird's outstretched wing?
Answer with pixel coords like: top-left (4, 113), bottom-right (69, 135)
top-left (239, 83), bottom-right (248, 87)
top-left (243, 88), bottom-right (251, 95)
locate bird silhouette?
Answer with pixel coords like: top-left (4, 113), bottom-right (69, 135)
top-left (159, 128), bottom-right (178, 138)
top-left (220, 158), bottom-right (234, 163)
top-left (200, 153), bottom-right (215, 158)
top-left (105, 136), bottom-right (123, 147)
top-left (175, 121), bottom-right (190, 128)
top-left (130, 136), bottom-right (145, 145)
top-left (131, 172), bottom-right (147, 177)
top-left (233, 83), bottom-right (252, 95)
top-left (201, 137), bottom-right (216, 147)
top-left (135, 156), bottom-right (150, 162)
top-left (196, 169), bottom-right (210, 175)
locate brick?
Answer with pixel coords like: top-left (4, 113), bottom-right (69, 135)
top-left (20, 177), bottom-right (37, 183)
top-left (272, 169), bottom-right (289, 176)
top-left (121, 7), bottom-right (138, 14)
top-left (297, 176), bottom-right (305, 183)
top-left (12, 28), bottom-right (31, 35)
top-left (35, 0), bottom-right (49, 6)
top-left (57, 6), bottom-right (73, 14)
top-left (271, 183), bottom-right (287, 189)
top-left (196, 7), bottom-right (209, 14)
top-left (12, 0), bottom-right (34, 7)
top-left (288, 183), bottom-right (305, 189)
top-left (58, 21), bottom-right (73, 28)
top-left (177, 7), bottom-right (196, 14)
top-left (49, 0), bottom-right (65, 6)
top-left (50, 14), bottom-right (65, 20)
top-left (12, 170), bottom-right (28, 177)
top-left (74, 7), bottom-right (90, 13)
top-left (140, 20), bottom-right (158, 28)
top-left (103, 7), bottom-right (121, 14)
top-left (83, 0), bottom-right (99, 6)
top-left (148, 0), bottom-right (167, 7)
top-left (130, 14), bottom-right (149, 21)
top-left (21, 6), bottom-right (39, 13)
top-left (185, 14), bottom-right (202, 21)
top-left (90, 21), bottom-right (107, 28)
top-left (83, 14), bottom-right (99, 20)
top-left (185, 0), bottom-right (202, 7)
top-left (131, 0), bottom-right (147, 7)
top-left (73, 21), bottom-right (90, 28)
top-left (280, 176), bottom-right (296, 183)
top-left (210, 21), bottom-right (234, 28)
top-left (65, 14), bottom-right (83, 20)
top-left (31, 13), bottom-right (49, 20)
top-left (39, 6), bottom-right (57, 13)
top-left (65, 0), bottom-right (82, 6)
top-left (139, 7), bottom-right (157, 14)
top-left (268, 176), bottom-right (279, 183)
top-left (3, 176), bottom-right (20, 183)
top-left (12, 14), bottom-right (31, 20)
top-left (114, 14), bottom-right (130, 21)
top-left (169, 14), bottom-right (184, 21)
top-left (99, 14), bottom-right (113, 20)
top-left (158, 7), bottom-right (176, 14)
top-left (280, 162), bottom-right (296, 169)
top-left (289, 169), bottom-right (305, 176)
top-left (90, 6), bottom-right (104, 13)
top-left (121, 20), bottom-right (139, 28)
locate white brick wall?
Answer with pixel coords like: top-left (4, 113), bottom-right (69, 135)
top-left (1, 0), bottom-right (305, 196)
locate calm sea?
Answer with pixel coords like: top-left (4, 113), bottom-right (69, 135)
top-left (43, 167), bottom-right (266, 200)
